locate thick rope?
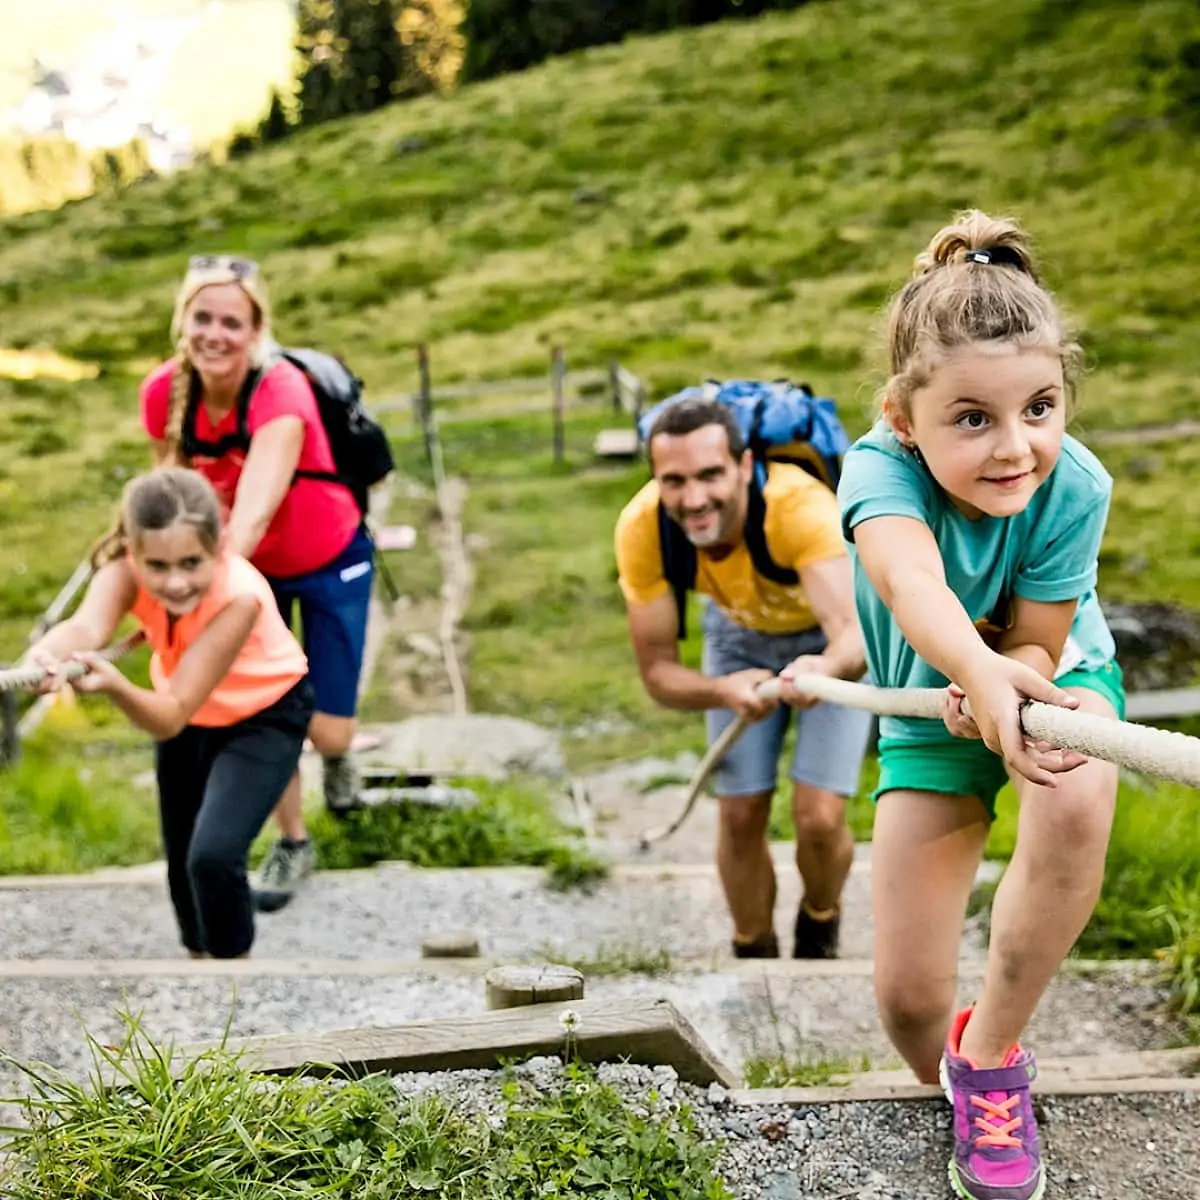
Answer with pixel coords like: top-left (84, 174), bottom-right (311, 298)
top-left (0, 632), bottom-right (146, 695)
top-left (637, 672), bottom-right (1200, 849)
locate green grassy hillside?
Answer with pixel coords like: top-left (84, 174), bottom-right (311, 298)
top-left (0, 0), bottom-right (1197, 662)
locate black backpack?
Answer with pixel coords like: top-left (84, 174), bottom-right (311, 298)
top-left (658, 468), bottom-right (798, 641)
top-left (181, 345), bottom-right (394, 517)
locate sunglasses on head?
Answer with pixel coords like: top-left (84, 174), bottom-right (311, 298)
top-left (188, 254), bottom-right (260, 280)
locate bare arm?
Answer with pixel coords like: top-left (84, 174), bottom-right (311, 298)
top-left (79, 595), bottom-right (260, 740)
top-left (779, 555), bottom-right (866, 708)
top-left (25, 561), bottom-right (136, 662)
top-left (797, 556), bottom-right (865, 681)
top-left (225, 417), bottom-right (305, 560)
top-left (998, 595), bottom-right (1078, 679)
top-left (627, 593), bottom-right (775, 719)
top-left (854, 515), bottom-right (1080, 786)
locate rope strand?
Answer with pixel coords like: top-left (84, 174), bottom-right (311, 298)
top-left (0, 633), bottom-right (147, 695)
top-left (637, 673), bottom-right (1200, 849)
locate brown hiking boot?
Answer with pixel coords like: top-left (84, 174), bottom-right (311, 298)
top-left (732, 931), bottom-right (780, 959)
top-left (793, 905), bottom-right (840, 959)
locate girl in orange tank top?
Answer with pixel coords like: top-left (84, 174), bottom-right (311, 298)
top-left (23, 468), bottom-right (313, 959)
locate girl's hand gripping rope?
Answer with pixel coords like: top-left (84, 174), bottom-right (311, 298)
top-left (65, 652), bottom-right (124, 696)
top-left (956, 657), bottom-right (1090, 787)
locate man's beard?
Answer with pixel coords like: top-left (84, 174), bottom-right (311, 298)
top-left (673, 501), bottom-right (727, 548)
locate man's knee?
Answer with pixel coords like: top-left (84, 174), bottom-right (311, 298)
top-left (718, 793), bottom-right (772, 850)
top-left (792, 784), bottom-right (847, 845)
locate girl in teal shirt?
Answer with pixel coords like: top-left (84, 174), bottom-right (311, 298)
top-left (834, 210), bottom-right (1122, 1200)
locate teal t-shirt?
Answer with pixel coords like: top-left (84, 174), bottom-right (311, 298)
top-left (838, 422), bottom-right (1116, 743)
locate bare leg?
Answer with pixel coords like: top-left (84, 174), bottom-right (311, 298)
top-left (958, 689), bottom-right (1119, 1067)
top-left (716, 791), bottom-right (776, 941)
top-left (791, 782), bottom-right (854, 912)
top-left (268, 712), bottom-right (358, 837)
top-left (872, 789), bottom-right (990, 1082)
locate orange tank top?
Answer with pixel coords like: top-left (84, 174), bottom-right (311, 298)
top-left (131, 553), bottom-right (308, 728)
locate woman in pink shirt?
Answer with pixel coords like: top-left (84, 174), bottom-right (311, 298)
top-left (25, 468), bottom-right (312, 958)
top-left (140, 255), bottom-right (373, 910)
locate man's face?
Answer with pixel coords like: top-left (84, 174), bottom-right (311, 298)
top-left (649, 423), bottom-right (752, 549)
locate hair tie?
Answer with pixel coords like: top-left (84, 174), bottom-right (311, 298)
top-left (963, 245), bottom-right (1024, 269)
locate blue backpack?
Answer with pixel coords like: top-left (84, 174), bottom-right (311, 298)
top-left (637, 380), bottom-right (850, 638)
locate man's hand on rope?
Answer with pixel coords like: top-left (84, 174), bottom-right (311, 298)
top-left (719, 668), bottom-right (778, 721)
top-left (779, 655), bottom-right (835, 711)
top-left (956, 657), bottom-right (1090, 787)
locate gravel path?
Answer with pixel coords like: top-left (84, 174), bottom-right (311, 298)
top-left (0, 854), bottom-right (908, 963)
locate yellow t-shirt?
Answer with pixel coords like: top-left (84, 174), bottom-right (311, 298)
top-left (614, 463), bottom-right (847, 634)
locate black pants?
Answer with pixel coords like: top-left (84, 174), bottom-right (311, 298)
top-left (154, 679), bottom-right (313, 958)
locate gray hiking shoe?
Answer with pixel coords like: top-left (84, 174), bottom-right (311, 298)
top-left (252, 837), bottom-right (316, 913)
top-left (322, 754), bottom-right (361, 813)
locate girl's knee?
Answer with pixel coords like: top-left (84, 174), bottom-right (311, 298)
top-left (875, 973), bottom-right (955, 1036)
top-left (1026, 777), bottom-right (1116, 854)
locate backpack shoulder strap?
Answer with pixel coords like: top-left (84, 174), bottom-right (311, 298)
top-left (657, 500), bottom-right (697, 641)
top-left (744, 465), bottom-right (800, 588)
top-left (181, 364), bottom-right (264, 458)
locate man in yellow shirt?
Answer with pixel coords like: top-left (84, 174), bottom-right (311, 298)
top-left (615, 397), bottom-right (873, 958)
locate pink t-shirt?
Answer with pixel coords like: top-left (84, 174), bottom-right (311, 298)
top-left (140, 358), bottom-right (361, 578)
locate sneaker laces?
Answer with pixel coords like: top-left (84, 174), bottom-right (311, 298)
top-left (257, 841), bottom-right (294, 889)
top-left (969, 1090), bottom-right (1024, 1149)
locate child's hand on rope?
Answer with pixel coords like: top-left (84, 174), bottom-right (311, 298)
top-left (941, 683), bottom-right (981, 739)
top-left (959, 657), bottom-right (1089, 787)
top-left (20, 648), bottom-right (65, 695)
top-left (66, 652), bottom-right (122, 695)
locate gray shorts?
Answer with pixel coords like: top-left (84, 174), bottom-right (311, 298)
top-left (701, 603), bottom-right (874, 798)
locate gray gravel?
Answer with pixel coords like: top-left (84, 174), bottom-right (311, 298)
top-left (0, 962), bottom-right (1175, 1124)
top-left (0, 852), bottom-right (978, 965)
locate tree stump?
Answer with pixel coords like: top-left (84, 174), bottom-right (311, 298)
top-left (420, 929), bottom-right (481, 959)
top-left (485, 964), bottom-right (585, 1010)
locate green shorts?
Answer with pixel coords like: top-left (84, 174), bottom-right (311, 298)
top-left (874, 661), bottom-right (1125, 820)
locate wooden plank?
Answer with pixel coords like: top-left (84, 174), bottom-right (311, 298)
top-left (179, 996), bottom-right (738, 1087)
top-left (730, 1047), bottom-right (1200, 1106)
top-left (593, 428), bottom-right (641, 458)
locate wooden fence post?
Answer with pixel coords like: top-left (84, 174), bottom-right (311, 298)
top-left (0, 687), bottom-right (17, 767)
top-left (551, 346), bottom-right (566, 463)
top-left (416, 343), bottom-right (435, 478)
top-left (608, 359), bottom-right (622, 414)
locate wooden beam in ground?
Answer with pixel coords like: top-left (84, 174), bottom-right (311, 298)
top-left (730, 1047), bottom-right (1200, 1106)
top-left (180, 996), bottom-right (738, 1088)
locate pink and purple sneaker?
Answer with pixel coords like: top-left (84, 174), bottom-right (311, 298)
top-left (938, 1007), bottom-right (1045, 1200)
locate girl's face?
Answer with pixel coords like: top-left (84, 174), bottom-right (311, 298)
top-left (182, 283), bottom-right (259, 389)
top-left (889, 341), bottom-right (1066, 520)
top-left (131, 525), bottom-right (217, 616)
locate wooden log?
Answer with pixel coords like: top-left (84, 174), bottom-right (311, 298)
top-left (420, 930), bottom-right (481, 959)
top-left (178, 996), bottom-right (738, 1087)
top-left (486, 963), bottom-right (584, 1010)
